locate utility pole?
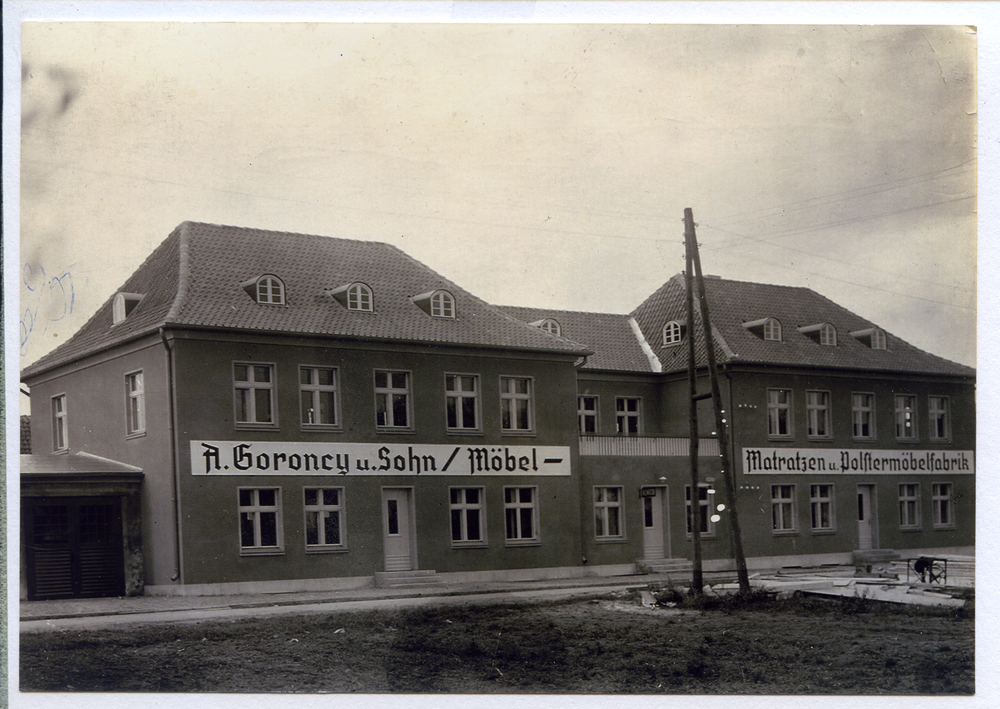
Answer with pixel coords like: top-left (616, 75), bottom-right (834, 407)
top-left (685, 216), bottom-right (703, 595)
top-left (685, 208), bottom-right (751, 594)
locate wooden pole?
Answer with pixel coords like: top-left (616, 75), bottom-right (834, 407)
top-left (684, 214), bottom-right (703, 594)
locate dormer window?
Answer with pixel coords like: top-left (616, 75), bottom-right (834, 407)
top-left (112, 292), bottom-right (144, 324)
top-left (328, 282), bottom-right (374, 312)
top-left (412, 289), bottom-right (456, 319)
top-left (662, 320), bottom-right (686, 346)
top-left (798, 323), bottom-right (837, 346)
top-left (243, 275), bottom-right (285, 305)
top-left (530, 318), bottom-right (561, 336)
top-left (850, 327), bottom-right (887, 350)
top-left (744, 317), bottom-right (782, 342)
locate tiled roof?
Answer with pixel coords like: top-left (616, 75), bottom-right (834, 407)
top-left (498, 306), bottom-right (655, 372)
top-left (21, 452), bottom-right (143, 475)
top-left (22, 222), bottom-right (591, 379)
top-left (20, 415), bottom-right (31, 455)
top-left (631, 274), bottom-right (975, 377)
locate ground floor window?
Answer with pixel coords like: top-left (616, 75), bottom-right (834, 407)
top-left (810, 484), bottom-right (835, 532)
top-left (932, 483), bottom-right (954, 528)
top-left (450, 487), bottom-right (486, 546)
top-left (685, 485), bottom-right (715, 538)
top-left (239, 488), bottom-right (282, 553)
top-left (898, 483), bottom-right (921, 529)
top-left (304, 487), bottom-right (344, 549)
top-left (771, 484), bottom-right (797, 533)
top-left (594, 486), bottom-right (624, 540)
top-left (504, 486), bottom-right (538, 544)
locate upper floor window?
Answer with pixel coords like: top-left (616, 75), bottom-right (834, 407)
top-left (578, 396), bottom-right (599, 434)
top-left (52, 394), bottom-right (68, 452)
top-left (615, 397), bottom-right (641, 436)
top-left (300, 366), bottom-right (339, 427)
top-left (500, 376), bottom-right (534, 433)
top-left (767, 388), bottom-right (793, 438)
top-left (234, 363), bottom-right (276, 426)
top-left (531, 318), bottom-right (561, 336)
top-left (806, 390), bottom-right (831, 439)
top-left (895, 394), bottom-right (917, 441)
top-left (850, 327), bottom-right (887, 350)
top-left (243, 275), bottom-right (285, 305)
top-left (430, 291), bottom-right (455, 318)
top-left (662, 320), bottom-right (685, 346)
top-left (744, 317), bottom-right (782, 342)
top-left (852, 392), bottom-right (876, 440)
top-left (798, 322), bottom-right (836, 346)
top-left (125, 371), bottom-right (146, 437)
top-left (347, 283), bottom-right (373, 312)
top-left (112, 292), bottom-right (144, 324)
top-left (445, 374), bottom-right (480, 431)
top-left (375, 370), bottom-right (411, 429)
top-left (929, 396), bottom-right (950, 441)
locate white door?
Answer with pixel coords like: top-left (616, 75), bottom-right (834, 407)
top-left (857, 485), bottom-right (877, 551)
top-left (642, 487), bottom-right (670, 559)
top-left (382, 488), bottom-right (414, 571)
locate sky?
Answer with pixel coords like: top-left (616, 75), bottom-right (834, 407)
top-left (11, 13), bottom-right (981, 403)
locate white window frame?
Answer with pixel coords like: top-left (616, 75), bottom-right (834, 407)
top-left (347, 283), bottom-right (374, 312)
top-left (685, 484), bottom-right (716, 538)
top-left (125, 370), bottom-right (146, 437)
top-left (929, 396), bottom-right (951, 441)
top-left (500, 376), bottom-right (534, 433)
top-left (578, 395), bottom-right (599, 434)
top-left (304, 487), bottom-right (346, 551)
top-left (763, 318), bottom-right (782, 342)
top-left (51, 393), bottom-right (68, 453)
top-left (852, 392), bottom-right (876, 440)
top-left (819, 323), bottom-right (837, 346)
top-left (810, 484), bottom-right (835, 532)
top-left (806, 390), bottom-right (831, 439)
top-left (871, 328), bottom-right (887, 350)
top-left (594, 486), bottom-right (625, 541)
top-left (450, 487), bottom-right (487, 547)
top-left (615, 397), bottom-right (641, 436)
top-left (663, 321), bottom-right (684, 345)
top-left (771, 484), bottom-right (797, 533)
top-left (238, 487), bottom-right (283, 554)
top-left (895, 394), bottom-right (917, 441)
top-left (255, 275), bottom-right (285, 305)
top-left (445, 374), bottom-right (480, 432)
top-left (932, 483), bottom-right (955, 529)
top-left (430, 290), bottom-right (456, 318)
top-left (234, 362), bottom-right (277, 427)
top-left (538, 318), bottom-right (560, 336)
top-left (504, 486), bottom-right (539, 545)
top-left (767, 388), bottom-right (793, 439)
top-left (300, 366), bottom-right (340, 428)
top-left (375, 370), bottom-right (412, 429)
top-left (899, 483), bottom-right (921, 530)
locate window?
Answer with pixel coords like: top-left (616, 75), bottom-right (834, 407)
top-left (899, 484), bottom-right (921, 529)
top-left (304, 488), bottom-right (345, 549)
top-left (375, 370), bottom-right (411, 429)
top-left (504, 487), bottom-right (538, 544)
top-left (347, 283), bottom-right (373, 312)
top-left (871, 328), bottom-right (886, 350)
top-left (446, 374), bottom-right (480, 431)
top-left (247, 275), bottom-right (285, 305)
top-left (430, 290), bottom-right (456, 318)
top-left (662, 320), bottom-right (684, 345)
top-left (51, 394), bottom-right (68, 452)
top-left (932, 483), bottom-right (955, 528)
top-left (239, 488), bottom-right (283, 553)
top-left (685, 485), bottom-right (715, 537)
top-left (615, 397), bottom-right (641, 435)
top-left (806, 390), bottom-right (830, 439)
top-left (234, 363), bottom-right (276, 425)
top-left (125, 371), bottom-right (145, 436)
top-left (763, 318), bottom-right (782, 341)
top-left (767, 389), bottom-right (793, 438)
top-left (895, 395), bottom-right (917, 441)
top-left (112, 292), bottom-right (144, 324)
top-left (300, 366), bottom-right (339, 427)
top-left (852, 393), bottom-right (876, 440)
top-left (810, 484), bottom-right (835, 532)
top-left (850, 327), bottom-right (887, 350)
top-left (578, 396), bottom-right (599, 434)
top-left (450, 487), bottom-right (486, 546)
top-left (531, 318), bottom-right (561, 336)
top-left (798, 323), bottom-right (836, 346)
top-left (929, 396), bottom-right (950, 441)
top-left (594, 487), bottom-right (624, 540)
top-left (772, 484), bottom-right (797, 533)
top-left (500, 376), bottom-right (534, 432)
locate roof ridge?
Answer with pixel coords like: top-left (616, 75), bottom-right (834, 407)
top-left (165, 221), bottom-right (192, 322)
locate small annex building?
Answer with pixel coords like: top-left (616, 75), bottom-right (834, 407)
top-left (21, 221), bottom-right (975, 598)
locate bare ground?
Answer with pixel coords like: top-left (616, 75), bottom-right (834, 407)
top-left (19, 591), bottom-right (974, 694)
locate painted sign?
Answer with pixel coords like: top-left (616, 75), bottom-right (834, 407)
top-left (742, 448), bottom-right (974, 475)
top-left (191, 441), bottom-right (572, 476)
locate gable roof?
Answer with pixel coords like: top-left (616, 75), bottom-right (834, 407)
top-left (498, 306), bottom-right (657, 372)
top-left (22, 221), bottom-right (591, 379)
top-left (631, 274), bottom-right (975, 377)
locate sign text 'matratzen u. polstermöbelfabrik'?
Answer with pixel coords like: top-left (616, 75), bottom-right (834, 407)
top-left (743, 447), bottom-right (974, 475)
top-left (191, 441), bottom-right (571, 476)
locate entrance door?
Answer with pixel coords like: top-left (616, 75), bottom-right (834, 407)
top-left (641, 487), bottom-right (670, 560)
top-left (857, 485), bottom-right (877, 551)
top-left (25, 496), bottom-right (124, 600)
top-left (382, 488), bottom-right (415, 571)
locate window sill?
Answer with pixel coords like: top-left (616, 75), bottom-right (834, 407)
top-left (932, 525), bottom-right (957, 531)
top-left (239, 548), bottom-right (285, 557)
top-left (771, 530), bottom-right (799, 536)
top-left (596, 537), bottom-right (627, 545)
top-left (504, 539), bottom-right (541, 548)
top-left (806, 436), bottom-right (833, 442)
top-left (685, 535), bottom-right (717, 541)
top-left (768, 436), bottom-right (795, 442)
top-left (500, 430), bottom-right (536, 437)
top-left (235, 423), bottom-right (280, 431)
top-left (126, 431), bottom-right (146, 440)
top-left (446, 429), bottom-right (484, 436)
top-left (451, 542), bottom-right (489, 550)
top-left (301, 424), bottom-right (343, 433)
top-left (810, 529), bottom-right (837, 535)
top-left (375, 427), bottom-right (415, 434)
top-left (900, 526), bottom-right (923, 533)
top-left (305, 546), bottom-right (349, 555)
top-left (895, 438), bottom-right (919, 444)
top-left (852, 438), bottom-right (878, 443)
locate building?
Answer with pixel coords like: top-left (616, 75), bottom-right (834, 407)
top-left (20, 222), bottom-right (975, 599)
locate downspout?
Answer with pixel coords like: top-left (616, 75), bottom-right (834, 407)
top-left (161, 327), bottom-right (183, 583)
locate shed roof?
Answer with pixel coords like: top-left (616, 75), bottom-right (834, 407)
top-left (21, 452), bottom-right (143, 476)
